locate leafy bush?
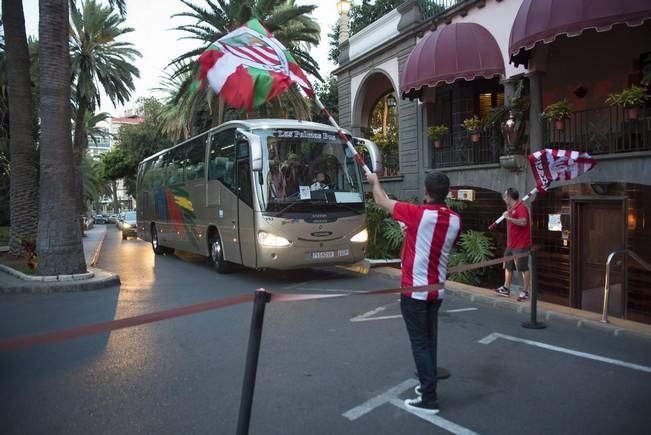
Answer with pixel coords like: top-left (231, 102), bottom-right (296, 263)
top-left (448, 230), bottom-right (496, 286)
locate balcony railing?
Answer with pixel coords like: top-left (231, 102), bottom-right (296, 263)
top-left (543, 106), bottom-right (651, 155)
top-left (432, 127), bottom-right (501, 169)
top-left (418, 0), bottom-right (464, 21)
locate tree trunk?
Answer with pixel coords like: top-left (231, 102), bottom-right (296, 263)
top-left (112, 180), bottom-right (119, 213)
top-left (2, 0), bottom-right (39, 257)
top-left (37, 0), bottom-right (86, 275)
top-left (73, 98), bottom-right (89, 236)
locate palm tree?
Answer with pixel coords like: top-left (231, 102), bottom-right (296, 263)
top-left (2, 0), bottom-right (40, 257)
top-left (70, 0), bottom-right (141, 217)
top-left (37, 0), bottom-right (86, 275)
top-left (164, 0), bottom-right (320, 134)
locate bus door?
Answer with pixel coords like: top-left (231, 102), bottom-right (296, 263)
top-left (235, 139), bottom-right (256, 268)
top-left (207, 128), bottom-right (241, 264)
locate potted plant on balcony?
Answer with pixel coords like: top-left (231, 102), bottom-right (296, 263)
top-left (606, 85), bottom-right (650, 120)
top-left (426, 125), bottom-right (449, 148)
top-left (462, 115), bottom-right (482, 142)
top-left (542, 98), bottom-right (572, 130)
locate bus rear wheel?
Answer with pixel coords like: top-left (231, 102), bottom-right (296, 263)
top-left (151, 225), bottom-right (166, 255)
top-left (209, 235), bottom-right (230, 273)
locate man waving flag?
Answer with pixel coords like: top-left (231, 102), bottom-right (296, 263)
top-left (195, 18), bottom-right (314, 111)
top-left (488, 149), bottom-right (597, 230)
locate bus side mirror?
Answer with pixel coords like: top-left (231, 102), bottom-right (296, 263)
top-left (236, 128), bottom-right (263, 171)
top-left (354, 137), bottom-right (383, 174)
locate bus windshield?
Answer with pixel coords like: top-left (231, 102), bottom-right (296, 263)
top-left (255, 128), bottom-right (365, 213)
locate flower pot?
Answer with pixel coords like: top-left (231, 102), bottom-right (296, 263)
top-left (471, 133), bottom-right (480, 143)
top-left (433, 139), bottom-right (442, 148)
top-left (626, 107), bottom-right (639, 120)
top-left (554, 119), bottom-right (565, 131)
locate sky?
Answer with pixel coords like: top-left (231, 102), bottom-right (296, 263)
top-left (21, 0), bottom-right (340, 116)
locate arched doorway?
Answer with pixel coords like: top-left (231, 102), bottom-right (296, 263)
top-left (353, 71), bottom-right (399, 176)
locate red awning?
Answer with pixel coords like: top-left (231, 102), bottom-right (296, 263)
top-left (510, 0), bottom-right (651, 67)
top-left (400, 23), bottom-right (505, 100)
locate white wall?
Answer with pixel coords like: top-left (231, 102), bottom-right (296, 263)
top-left (348, 8), bottom-right (401, 62)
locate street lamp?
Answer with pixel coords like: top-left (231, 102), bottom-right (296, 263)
top-left (337, 0), bottom-right (351, 44)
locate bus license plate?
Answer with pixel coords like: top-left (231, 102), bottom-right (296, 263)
top-left (312, 251), bottom-right (335, 259)
top-left (338, 249), bottom-right (350, 256)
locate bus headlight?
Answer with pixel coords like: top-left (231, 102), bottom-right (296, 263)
top-left (258, 231), bottom-right (291, 247)
top-left (350, 228), bottom-right (368, 243)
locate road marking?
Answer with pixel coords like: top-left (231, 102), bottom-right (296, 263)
top-left (293, 287), bottom-right (365, 293)
top-left (446, 307), bottom-right (479, 313)
top-left (342, 378), bottom-right (417, 420)
top-left (284, 280), bottom-right (314, 290)
top-left (350, 301), bottom-right (400, 322)
top-left (389, 399), bottom-right (480, 435)
top-left (351, 303), bottom-right (478, 322)
top-left (342, 379), bottom-right (479, 434)
top-left (479, 332), bottom-right (651, 374)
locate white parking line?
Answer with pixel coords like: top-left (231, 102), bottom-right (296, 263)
top-left (446, 308), bottom-right (479, 313)
top-left (342, 378), bottom-right (479, 434)
top-left (389, 399), bottom-right (480, 435)
top-left (342, 378), bottom-right (417, 420)
top-left (479, 332), bottom-right (651, 374)
top-left (351, 303), bottom-right (478, 322)
top-left (293, 287), bottom-right (365, 293)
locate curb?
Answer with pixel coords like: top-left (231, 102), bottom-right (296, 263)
top-left (90, 228), bottom-right (107, 267)
top-left (0, 264), bottom-right (94, 281)
top-left (0, 267), bottom-right (120, 294)
top-left (370, 267), bottom-right (651, 341)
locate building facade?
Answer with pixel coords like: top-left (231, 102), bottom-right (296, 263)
top-left (335, 0), bottom-right (651, 323)
top-left (88, 114), bottom-right (144, 213)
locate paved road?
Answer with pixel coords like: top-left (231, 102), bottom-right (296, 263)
top-left (1, 227), bottom-right (650, 434)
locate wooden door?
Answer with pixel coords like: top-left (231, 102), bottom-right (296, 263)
top-left (572, 199), bottom-right (626, 315)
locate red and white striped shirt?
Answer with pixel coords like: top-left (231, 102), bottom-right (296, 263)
top-left (393, 202), bottom-right (461, 300)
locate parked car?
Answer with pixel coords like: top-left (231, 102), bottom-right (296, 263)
top-left (108, 214), bottom-right (117, 224)
top-left (94, 214), bottom-right (108, 224)
top-left (121, 211), bottom-right (137, 240)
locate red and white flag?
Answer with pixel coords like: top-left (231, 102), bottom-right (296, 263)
top-left (528, 149), bottom-right (597, 191)
top-left (193, 19), bottom-right (314, 111)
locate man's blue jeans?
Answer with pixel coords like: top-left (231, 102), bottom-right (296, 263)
top-left (400, 294), bottom-right (442, 404)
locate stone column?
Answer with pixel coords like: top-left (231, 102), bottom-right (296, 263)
top-left (528, 71), bottom-right (544, 153)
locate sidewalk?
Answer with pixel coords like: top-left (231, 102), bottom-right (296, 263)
top-left (371, 266), bottom-right (651, 340)
top-left (0, 225), bottom-right (120, 293)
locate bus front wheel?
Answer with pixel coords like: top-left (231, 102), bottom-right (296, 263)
top-left (209, 236), bottom-right (230, 273)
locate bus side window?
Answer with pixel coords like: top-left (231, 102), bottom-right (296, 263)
top-left (186, 137), bottom-right (206, 180)
top-left (208, 128), bottom-right (236, 191)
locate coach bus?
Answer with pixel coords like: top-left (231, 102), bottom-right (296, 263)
top-left (136, 119), bottom-right (380, 272)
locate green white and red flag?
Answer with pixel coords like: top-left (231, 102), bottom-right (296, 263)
top-left (194, 18), bottom-right (314, 111)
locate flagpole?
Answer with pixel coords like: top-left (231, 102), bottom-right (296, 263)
top-left (488, 186), bottom-right (538, 230)
top-left (313, 95), bottom-right (373, 176)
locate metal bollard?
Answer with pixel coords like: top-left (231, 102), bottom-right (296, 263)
top-left (522, 250), bottom-right (546, 329)
top-left (236, 288), bottom-right (271, 435)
